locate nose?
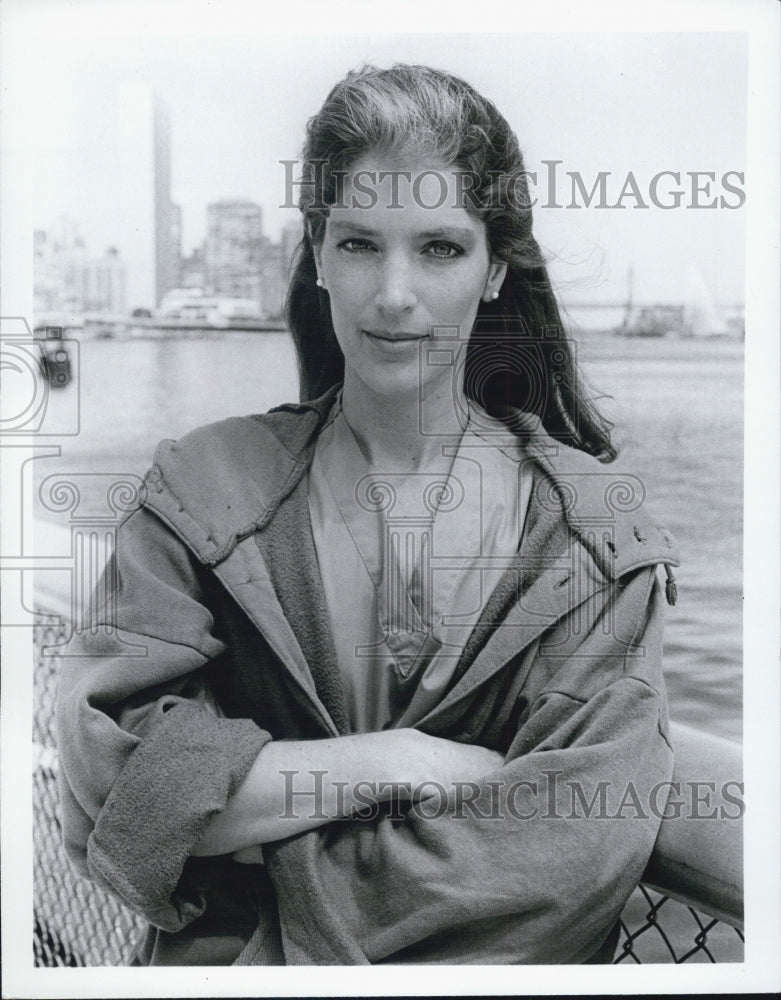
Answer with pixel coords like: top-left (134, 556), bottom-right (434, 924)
top-left (373, 254), bottom-right (418, 315)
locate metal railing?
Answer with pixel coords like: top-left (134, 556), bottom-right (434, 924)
top-left (32, 619), bottom-right (744, 966)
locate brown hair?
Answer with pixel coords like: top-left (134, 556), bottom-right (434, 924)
top-left (286, 63), bottom-right (616, 461)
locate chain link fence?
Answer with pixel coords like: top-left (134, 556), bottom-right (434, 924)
top-left (33, 618), bottom-right (744, 967)
top-left (34, 620), bottom-right (145, 967)
top-left (615, 884), bottom-right (743, 963)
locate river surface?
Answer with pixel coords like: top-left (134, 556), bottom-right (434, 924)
top-left (32, 330), bottom-right (743, 741)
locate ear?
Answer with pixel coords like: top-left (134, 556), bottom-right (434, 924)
top-left (483, 261), bottom-right (508, 301)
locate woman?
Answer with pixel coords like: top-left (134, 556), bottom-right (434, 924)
top-left (56, 64), bottom-right (679, 965)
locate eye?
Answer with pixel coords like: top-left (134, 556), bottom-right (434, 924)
top-left (424, 241), bottom-right (463, 259)
top-left (337, 238), bottom-right (376, 253)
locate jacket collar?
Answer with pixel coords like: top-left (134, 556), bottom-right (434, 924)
top-left (141, 387), bottom-right (678, 576)
top-left (141, 386), bottom-right (340, 566)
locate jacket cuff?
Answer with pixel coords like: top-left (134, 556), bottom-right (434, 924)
top-left (86, 703), bottom-right (271, 931)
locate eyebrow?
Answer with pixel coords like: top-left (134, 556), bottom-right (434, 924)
top-left (327, 221), bottom-right (477, 241)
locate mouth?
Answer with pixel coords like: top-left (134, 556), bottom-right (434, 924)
top-left (363, 330), bottom-right (429, 343)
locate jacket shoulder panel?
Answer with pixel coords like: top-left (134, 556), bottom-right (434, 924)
top-left (140, 394), bottom-right (336, 566)
top-left (519, 415), bottom-right (679, 578)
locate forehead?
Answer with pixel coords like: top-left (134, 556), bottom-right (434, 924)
top-left (326, 153), bottom-right (485, 236)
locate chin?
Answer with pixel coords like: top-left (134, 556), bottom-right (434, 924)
top-left (366, 373), bottom-right (422, 398)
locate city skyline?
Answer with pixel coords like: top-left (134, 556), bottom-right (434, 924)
top-left (34, 195), bottom-right (304, 318)
top-left (29, 31), bottom-right (748, 311)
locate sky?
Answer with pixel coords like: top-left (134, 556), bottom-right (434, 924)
top-left (25, 11), bottom-right (748, 308)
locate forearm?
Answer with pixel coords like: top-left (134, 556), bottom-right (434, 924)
top-left (193, 731), bottom-right (405, 854)
top-left (193, 728), bottom-right (503, 855)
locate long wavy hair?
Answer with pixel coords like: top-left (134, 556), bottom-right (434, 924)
top-left (286, 63), bottom-right (616, 462)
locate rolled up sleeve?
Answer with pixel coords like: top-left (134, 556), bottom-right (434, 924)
top-left (56, 506), bottom-right (271, 931)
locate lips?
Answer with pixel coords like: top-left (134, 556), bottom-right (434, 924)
top-left (363, 330), bottom-right (428, 342)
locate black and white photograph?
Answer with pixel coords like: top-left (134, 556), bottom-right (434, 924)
top-left (1, 0), bottom-right (779, 995)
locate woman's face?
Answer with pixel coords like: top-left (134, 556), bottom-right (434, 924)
top-left (313, 153), bottom-right (506, 401)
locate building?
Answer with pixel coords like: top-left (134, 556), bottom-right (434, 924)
top-left (170, 203), bottom-right (183, 291)
top-left (72, 248), bottom-right (127, 313)
top-left (33, 224), bottom-right (126, 314)
top-left (180, 246), bottom-right (206, 290)
top-left (205, 200), bottom-right (263, 305)
top-left (33, 227), bottom-right (77, 313)
top-left (116, 84), bottom-right (177, 310)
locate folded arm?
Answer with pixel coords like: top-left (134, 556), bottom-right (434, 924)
top-left (193, 730), bottom-right (503, 855)
top-left (56, 505), bottom-right (502, 928)
top-left (260, 567), bottom-right (674, 964)
top-left (57, 501), bottom-right (672, 964)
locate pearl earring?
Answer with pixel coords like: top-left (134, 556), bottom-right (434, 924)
top-left (316, 277), bottom-right (324, 288)
top-left (490, 291), bottom-right (499, 300)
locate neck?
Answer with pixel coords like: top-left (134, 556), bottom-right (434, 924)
top-left (340, 375), bottom-right (468, 472)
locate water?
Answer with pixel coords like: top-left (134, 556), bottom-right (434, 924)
top-left (576, 334), bottom-right (743, 742)
top-left (32, 330), bottom-right (743, 741)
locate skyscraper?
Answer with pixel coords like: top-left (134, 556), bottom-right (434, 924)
top-left (170, 202), bottom-right (183, 290)
top-left (205, 200), bottom-right (263, 304)
top-left (116, 84), bottom-right (176, 310)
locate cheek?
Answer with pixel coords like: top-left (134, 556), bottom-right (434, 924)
top-left (327, 284), bottom-right (362, 329)
top-left (321, 257), bottom-right (363, 311)
top-left (433, 270), bottom-right (486, 320)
